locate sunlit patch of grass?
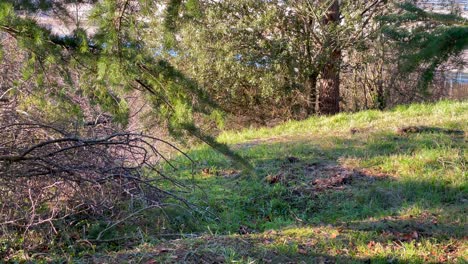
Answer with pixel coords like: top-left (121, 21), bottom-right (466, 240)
top-left (217, 100), bottom-right (467, 144)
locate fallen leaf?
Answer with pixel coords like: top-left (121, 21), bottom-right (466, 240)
top-left (443, 244), bottom-right (457, 253)
top-left (265, 174), bottom-right (281, 184)
top-left (438, 255), bottom-right (448, 262)
top-left (398, 231), bottom-right (418, 242)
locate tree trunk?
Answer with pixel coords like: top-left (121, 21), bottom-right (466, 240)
top-left (304, 71), bottom-right (319, 115)
top-left (318, 49), bottom-right (341, 114)
top-left (317, 0), bottom-right (341, 115)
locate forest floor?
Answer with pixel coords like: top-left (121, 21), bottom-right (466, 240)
top-left (28, 101), bottom-right (468, 263)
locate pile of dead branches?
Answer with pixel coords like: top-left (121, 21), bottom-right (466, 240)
top-left (0, 118), bottom-right (193, 245)
top-left (0, 34), bottom-right (198, 252)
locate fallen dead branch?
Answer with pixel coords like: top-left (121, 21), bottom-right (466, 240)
top-left (0, 120), bottom-right (194, 247)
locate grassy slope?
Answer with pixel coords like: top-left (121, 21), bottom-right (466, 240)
top-left (80, 101), bottom-right (468, 263)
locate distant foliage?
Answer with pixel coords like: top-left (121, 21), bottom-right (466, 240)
top-left (158, 0), bottom-right (389, 123)
top-left (381, 2), bottom-right (468, 91)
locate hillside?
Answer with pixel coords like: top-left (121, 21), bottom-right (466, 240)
top-left (14, 101), bottom-right (468, 263)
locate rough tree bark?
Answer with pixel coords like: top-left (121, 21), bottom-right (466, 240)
top-left (317, 0), bottom-right (341, 115)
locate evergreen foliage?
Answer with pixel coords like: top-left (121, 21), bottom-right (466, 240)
top-left (381, 2), bottom-right (468, 90)
top-left (157, 0), bottom-right (388, 119)
top-left (0, 0), bottom-right (250, 168)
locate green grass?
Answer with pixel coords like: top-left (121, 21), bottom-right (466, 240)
top-left (6, 100), bottom-right (468, 263)
top-left (163, 100), bottom-right (467, 263)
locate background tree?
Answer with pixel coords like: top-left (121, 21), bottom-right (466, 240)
top-left (159, 0), bottom-right (387, 124)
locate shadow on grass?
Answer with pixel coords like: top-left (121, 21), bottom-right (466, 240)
top-left (180, 129), bottom-right (466, 239)
top-left (40, 128), bottom-right (465, 263)
top-left (82, 235), bottom-right (419, 263)
top-left (133, 129), bottom-right (466, 262)
top-left (83, 229), bottom-right (464, 263)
